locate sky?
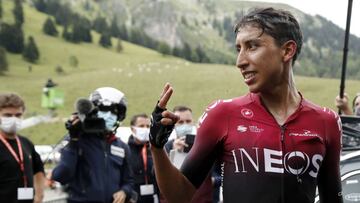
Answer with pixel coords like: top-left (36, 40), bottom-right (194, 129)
top-left (247, 0), bottom-right (360, 38)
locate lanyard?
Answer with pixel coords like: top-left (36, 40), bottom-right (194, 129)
top-left (0, 133), bottom-right (27, 187)
top-left (141, 144), bottom-right (148, 184)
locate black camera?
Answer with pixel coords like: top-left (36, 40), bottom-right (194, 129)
top-left (72, 98), bottom-right (106, 134)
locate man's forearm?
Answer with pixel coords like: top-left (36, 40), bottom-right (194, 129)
top-left (151, 146), bottom-right (195, 203)
top-left (34, 172), bottom-right (45, 203)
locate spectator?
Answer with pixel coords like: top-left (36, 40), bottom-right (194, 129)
top-left (52, 87), bottom-right (134, 203)
top-left (164, 105), bottom-right (220, 203)
top-left (0, 93), bottom-right (45, 203)
top-left (335, 92), bottom-right (360, 116)
top-left (128, 113), bottom-right (159, 203)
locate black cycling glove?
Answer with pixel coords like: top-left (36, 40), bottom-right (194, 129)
top-left (149, 104), bottom-right (175, 148)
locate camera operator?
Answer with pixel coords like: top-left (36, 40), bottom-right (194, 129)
top-left (52, 87), bottom-right (134, 203)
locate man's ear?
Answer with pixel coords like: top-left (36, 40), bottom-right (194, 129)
top-left (130, 126), bottom-right (136, 133)
top-left (282, 40), bottom-right (297, 63)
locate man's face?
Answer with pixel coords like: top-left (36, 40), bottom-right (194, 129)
top-left (131, 116), bottom-right (150, 143)
top-left (235, 25), bottom-right (286, 93)
top-left (131, 116), bottom-right (150, 133)
top-left (0, 107), bottom-right (23, 119)
top-left (174, 110), bottom-right (193, 126)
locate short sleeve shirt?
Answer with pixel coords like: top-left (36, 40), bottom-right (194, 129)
top-left (181, 93), bottom-right (343, 203)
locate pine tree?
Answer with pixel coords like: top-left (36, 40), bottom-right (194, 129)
top-left (0, 47), bottom-right (8, 73)
top-left (69, 55), bottom-right (78, 68)
top-left (13, 0), bottom-right (24, 26)
top-left (119, 24), bottom-right (128, 41)
top-left (195, 46), bottom-right (210, 63)
top-left (0, 0), bottom-right (3, 20)
top-left (34, 0), bottom-right (46, 13)
top-left (182, 43), bottom-right (192, 61)
top-left (43, 17), bottom-right (58, 36)
top-left (99, 32), bottom-right (112, 48)
top-left (158, 42), bottom-right (171, 56)
top-left (111, 17), bottom-right (120, 38)
top-left (116, 38), bottom-right (123, 53)
top-left (172, 47), bottom-right (183, 58)
top-left (93, 16), bottom-right (108, 33)
top-left (0, 23), bottom-right (24, 53)
top-left (22, 36), bottom-right (40, 63)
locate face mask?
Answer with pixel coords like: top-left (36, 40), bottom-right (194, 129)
top-left (97, 111), bottom-right (118, 130)
top-left (0, 117), bottom-right (22, 134)
top-left (355, 107), bottom-right (360, 116)
top-left (133, 127), bottom-right (150, 143)
top-left (175, 124), bottom-right (193, 138)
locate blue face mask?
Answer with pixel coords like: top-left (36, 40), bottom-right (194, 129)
top-left (174, 124), bottom-right (193, 138)
top-left (97, 111), bottom-right (118, 130)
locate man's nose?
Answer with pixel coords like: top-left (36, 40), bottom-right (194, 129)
top-left (236, 51), bottom-right (248, 70)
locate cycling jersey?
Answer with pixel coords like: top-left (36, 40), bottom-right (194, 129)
top-left (181, 93), bottom-right (343, 203)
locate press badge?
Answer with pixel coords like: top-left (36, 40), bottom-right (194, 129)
top-left (140, 184), bottom-right (154, 196)
top-left (110, 145), bottom-right (125, 158)
top-left (17, 187), bottom-right (33, 200)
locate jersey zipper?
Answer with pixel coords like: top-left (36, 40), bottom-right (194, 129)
top-left (280, 125), bottom-right (286, 203)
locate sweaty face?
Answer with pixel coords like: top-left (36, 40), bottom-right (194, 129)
top-left (235, 26), bottom-right (287, 93)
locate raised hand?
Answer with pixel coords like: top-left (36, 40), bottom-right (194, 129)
top-left (149, 83), bottom-right (179, 148)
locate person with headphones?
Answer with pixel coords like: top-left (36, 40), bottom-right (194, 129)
top-left (335, 92), bottom-right (360, 116)
top-left (52, 87), bottom-right (134, 203)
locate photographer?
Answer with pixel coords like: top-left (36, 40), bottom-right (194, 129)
top-left (52, 87), bottom-right (134, 203)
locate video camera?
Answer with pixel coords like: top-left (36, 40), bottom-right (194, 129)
top-left (66, 98), bottom-right (107, 134)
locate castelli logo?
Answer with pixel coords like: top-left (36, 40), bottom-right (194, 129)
top-left (241, 108), bottom-right (254, 118)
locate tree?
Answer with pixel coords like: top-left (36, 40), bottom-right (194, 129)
top-left (34, 0), bottom-right (46, 13)
top-left (157, 42), bottom-right (171, 56)
top-left (99, 32), bottom-right (112, 48)
top-left (111, 17), bottom-right (120, 38)
top-left (0, 0), bottom-right (3, 19)
top-left (69, 55), bottom-right (78, 68)
top-left (13, 0), bottom-right (24, 26)
top-left (195, 46), bottom-right (210, 63)
top-left (93, 16), bottom-right (108, 33)
top-left (116, 38), bottom-right (123, 53)
top-left (119, 24), bottom-right (128, 41)
top-left (0, 23), bottom-right (24, 53)
top-left (182, 43), bottom-right (192, 61)
top-left (43, 17), bottom-right (58, 36)
top-left (22, 36), bottom-right (40, 63)
top-left (0, 47), bottom-right (8, 73)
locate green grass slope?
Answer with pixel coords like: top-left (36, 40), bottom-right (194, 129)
top-left (1, 2), bottom-right (359, 144)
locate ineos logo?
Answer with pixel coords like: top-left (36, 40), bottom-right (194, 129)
top-left (283, 151), bottom-right (310, 175)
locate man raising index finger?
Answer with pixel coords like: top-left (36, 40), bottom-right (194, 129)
top-left (149, 8), bottom-right (343, 203)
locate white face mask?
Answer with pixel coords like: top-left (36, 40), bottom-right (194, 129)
top-left (133, 127), bottom-right (150, 143)
top-left (0, 117), bottom-right (22, 134)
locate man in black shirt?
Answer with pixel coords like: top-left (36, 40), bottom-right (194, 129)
top-left (128, 113), bottom-right (159, 203)
top-left (0, 93), bottom-right (45, 203)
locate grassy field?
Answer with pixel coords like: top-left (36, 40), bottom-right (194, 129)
top-left (1, 1), bottom-right (360, 144)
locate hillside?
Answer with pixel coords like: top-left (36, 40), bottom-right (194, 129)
top-left (74, 0), bottom-right (360, 79)
top-left (1, 1), bottom-right (360, 144)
